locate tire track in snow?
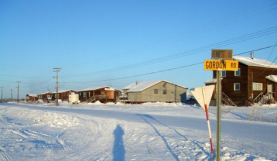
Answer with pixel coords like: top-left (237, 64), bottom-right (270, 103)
top-left (0, 147), bottom-right (12, 161)
top-left (137, 114), bottom-right (213, 160)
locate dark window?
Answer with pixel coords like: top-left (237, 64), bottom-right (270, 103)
top-left (235, 68), bottom-right (240, 76)
top-left (154, 89), bottom-right (158, 94)
top-left (234, 83), bottom-right (240, 91)
top-left (222, 71), bottom-right (226, 77)
top-left (163, 89), bottom-right (167, 94)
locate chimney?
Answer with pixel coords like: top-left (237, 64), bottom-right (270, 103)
top-left (136, 81), bottom-right (138, 87)
top-left (250, 52), bottom-right (254, 59)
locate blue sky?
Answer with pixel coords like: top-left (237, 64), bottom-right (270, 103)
top-left (0, 0), bottom-right (277, 98)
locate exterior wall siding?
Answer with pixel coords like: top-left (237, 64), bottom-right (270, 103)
top-left (128, 92), bottom-right (141, 102)
top-left (127, 81), bottom-right (187, 103)
top-left (211, 62), bottom-right (277, 106)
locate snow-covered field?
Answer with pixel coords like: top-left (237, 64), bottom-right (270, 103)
top-left (0, 102), bottom-right (277, 161)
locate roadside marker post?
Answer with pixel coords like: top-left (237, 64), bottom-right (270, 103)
top-left (191, 85), bottom-right (215, 155)
top-left (202, 87), bottom-right (214, 155)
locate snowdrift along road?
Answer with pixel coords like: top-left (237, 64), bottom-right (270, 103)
top-left (0, 103), bottom-right (277, 160)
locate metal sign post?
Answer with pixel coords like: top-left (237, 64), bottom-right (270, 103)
top-left (204, 49), bottom-right (237, 161)
top-left (216, 70), bottom-right (222, 161)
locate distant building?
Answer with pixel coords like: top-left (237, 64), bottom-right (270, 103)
top-left (206, 55), bottom-right (277, 106)
top-left (37, 92), bottom-right (52, 102)
top-left (122, 80), bottom-right (187, 103)
top-left (37, 90), bottom-right (77, 102)
top-left (78, 86), bottom-right (121, 103)
top-left (26, 94), bottom-right (38, 102)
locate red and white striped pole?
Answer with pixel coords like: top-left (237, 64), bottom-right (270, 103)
top-left (205, 104), bottom-right (214, 155)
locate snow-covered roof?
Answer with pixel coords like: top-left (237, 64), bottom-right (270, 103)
top-left (37, 91), bottom-right (52, 95)
top-left (205, 78), bottom-right (217, 84)
top-left (233, 56), bottom-right (277, 69)
top-left (58, 89), bottom-right (75, 93)
top-left (266, 75), bottom-right (277, 82)
top-left (124, 80), bottom-right (187, 92)
top-left (123, 80), bottom-right (160, 92)
top-left (204, 78), bottom-right (223, 84)
top-left (79, 86), bottom-right (119, 92)
top-left (27, 94), bottom-right (38, 97)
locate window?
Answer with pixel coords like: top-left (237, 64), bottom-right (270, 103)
top-left (163, 89), bottom-right (167, 95)
top-left (234, 83), bottom-right (240, 91)
top-left (83, 92), bottom-right (87, 97)
top-left (253, 83), bottom-right (263, 91)
top-left (154, 89), bottom-right (158, 94)
top-left (235, 68), bottom-right (241, 76)
top-left (222, 71), bottom-right (226, 77)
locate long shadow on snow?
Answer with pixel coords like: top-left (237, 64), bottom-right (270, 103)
top-left (137, 114), bottom-right (212, 161)
top-left (229, 112), bottom-right (247, 120)
top-left (113, 125), bottom-right (125, 161)
top-left (137, 114), bottom-right (181, 161)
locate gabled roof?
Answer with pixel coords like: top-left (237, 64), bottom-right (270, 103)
top-left (124, 80), bottom-right (187, 92)
top-left (78, 86), bottom-right (119, 92)
top-left (58, 89), bottom-right (76, 93)
top-left (123, 80), bottom-right (160, 92)
top-left (27, 94), bottom-right (38, 97)
top-left (205, 78), bottom-right (217, 84)
top-left (37, 91), bottom-right (52, 95)
top-left (37, 89), bottom-right (75, 95)
top-left (266, 75), bottom-right (277, 82)
top-left (233, 56), bottom-right (277, 69)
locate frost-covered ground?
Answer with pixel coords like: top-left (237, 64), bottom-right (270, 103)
top-left (0, 102), bottom-right (277, 161)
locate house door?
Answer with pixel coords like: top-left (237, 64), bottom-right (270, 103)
top-left (267, 84), bottom-right (273, 99)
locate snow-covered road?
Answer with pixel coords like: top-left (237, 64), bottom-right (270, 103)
top-left (1, 103), bottom-right (277, 160)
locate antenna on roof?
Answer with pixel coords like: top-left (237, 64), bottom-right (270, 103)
top-left (250, 52), bottom-right (254, 59)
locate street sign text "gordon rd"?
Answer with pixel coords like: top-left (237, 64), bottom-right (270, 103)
top-left (204, 60), bottom-right (239, 71)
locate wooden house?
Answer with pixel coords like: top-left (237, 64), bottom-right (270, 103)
top-left (122, 80), bottom-right (187, 103)
top-left (78, 86), bottom-right (121, 103)
top-left (206, 55), bottom-right (277, 106)
top-left (37, 90), bottom-right (77, 102)
top-left (26, 94), bottom-right (38, 102)
top-left (57, 90), bottom-right (77, 102)
top-left (37, 92), bottom-right (52, 102)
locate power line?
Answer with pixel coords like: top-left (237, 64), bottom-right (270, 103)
top-left (61, 46), bottom-right (276, 84)
top-left (61, 26), bottom-right (277, 78)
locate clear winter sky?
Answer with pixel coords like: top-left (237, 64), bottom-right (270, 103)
top-left (1, 0), bottom-right (277, 98)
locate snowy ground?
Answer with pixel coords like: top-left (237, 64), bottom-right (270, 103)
top-left (0, 102), bottom-right (277, 161)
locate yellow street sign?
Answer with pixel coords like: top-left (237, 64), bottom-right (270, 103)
top-left (204, 60), bottom-right (239, 71)
top-left (211, 49), bottom-right (233, 60)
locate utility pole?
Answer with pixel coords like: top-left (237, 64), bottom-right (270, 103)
top-left (1, 87), bottom-right (3, 103)
top-left (16, 81), bottom-right (21, 103)
top-left (53, 68), bottom-right (61, 106)
top-left (11, 89), bottom-right (13, 102)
